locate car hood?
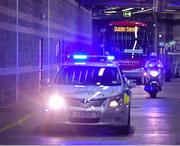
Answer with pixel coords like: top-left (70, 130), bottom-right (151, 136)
top-left (51, 84), bottom-right (124, 100)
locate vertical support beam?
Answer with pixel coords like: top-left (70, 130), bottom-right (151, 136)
top-left (153, 0), bottom-right (168, 13)
top-left (153, 12), bottom-right (159, 54)
top-left (16, 0), bottom-right (19, 102)
top-left (39, 38), bottom-right (43, 92)
top-left (55, 41), bottom-right (60, 71)
top-left (47, 0), bottom-right (50, 82)
top-left (59, 40), bottom-right (64, 68)
top-left (166, 14), bottom-right (173, 42)
top-left (55, 40), bottom-right (64, 70)
top-left (55, 42), bottom-right (58, 71)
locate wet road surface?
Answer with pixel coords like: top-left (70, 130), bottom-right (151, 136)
top-left (0, 78), bottom-right (180, 145)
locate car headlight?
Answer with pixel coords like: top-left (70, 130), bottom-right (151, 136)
top-left (108, 96), bottom-right (123, 108)
top-left (150, 71), bottom-right (159, 77)
top-left (109, 100), bottom-right (119, 108)
top-left (109, 93), bottom-right (130, 108)
top-left (48, 94), bottom-right (65, 110)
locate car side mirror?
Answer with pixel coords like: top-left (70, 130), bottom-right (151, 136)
top-left (126, 79), bottom-right (137, 88)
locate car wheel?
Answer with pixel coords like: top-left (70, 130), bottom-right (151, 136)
top-left (116, 106), bottom-right (130, 134)
top-left (121, 125), bottom-right (130, 134)
top-left (115, 124), bottom-right (130, 135)
top-left (122, 107), bottom-right (130, 134)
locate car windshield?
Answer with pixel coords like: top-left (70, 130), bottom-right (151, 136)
top-left (55, 66), bottom-right (122, 86)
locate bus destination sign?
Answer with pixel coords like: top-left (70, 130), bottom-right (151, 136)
top-left (114, 26), bottom-right (139, 32)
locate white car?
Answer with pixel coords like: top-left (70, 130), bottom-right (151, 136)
top-left (43, 58), bottom-right (135, 132)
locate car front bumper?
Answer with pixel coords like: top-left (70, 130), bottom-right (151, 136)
top-left (43, 105), bottom-right (130, 126)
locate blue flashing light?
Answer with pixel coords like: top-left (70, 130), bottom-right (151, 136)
top-left (73, 55), bottom-right (87, 60)
top-left (149, 64), bottom-right (153, 67)
top-left (107, 55), bottom-right (115, 61)
top-left (74, 62), bottom-right (86, 65)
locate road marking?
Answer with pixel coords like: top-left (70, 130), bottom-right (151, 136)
top-left (0, 112), bottom-right (39, 133)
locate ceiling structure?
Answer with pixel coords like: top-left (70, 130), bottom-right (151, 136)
top-left (77, 0), bottom-right (180, 18)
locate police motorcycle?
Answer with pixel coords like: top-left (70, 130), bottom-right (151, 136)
top-left (143, 53), bottom-right (163, 98)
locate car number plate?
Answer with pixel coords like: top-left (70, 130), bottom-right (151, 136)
top-left (70, 111), bottom-right (98, 118)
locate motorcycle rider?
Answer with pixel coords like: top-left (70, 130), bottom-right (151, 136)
top-left (145, 52), bottom-right (163, 69)
top-left (143, 52), bottom-right (163, 90)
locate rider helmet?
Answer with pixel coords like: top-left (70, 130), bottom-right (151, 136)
top-left (150, 52), bottom-right (158, 61)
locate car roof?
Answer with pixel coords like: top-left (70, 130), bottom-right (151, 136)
top-left (62, 62), bottom-right (118, 68)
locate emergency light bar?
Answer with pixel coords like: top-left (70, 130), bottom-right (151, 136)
top-left (107, 56), bottom-right (115, 61)
top-left (68, 54), bottom-right (115, 62)
top-left (73, 55), bottom-right (87, 60)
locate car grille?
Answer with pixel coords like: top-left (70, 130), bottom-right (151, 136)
top-left (66, 98), bottom-right (107, 107)
top-left (69, 118), bottom-right (100, 123)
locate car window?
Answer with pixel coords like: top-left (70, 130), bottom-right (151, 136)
top-left (55, 66), bottom-right (122, 86)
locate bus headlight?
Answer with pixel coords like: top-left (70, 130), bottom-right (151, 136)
top-left (48, 94), bottom-right (65, 110)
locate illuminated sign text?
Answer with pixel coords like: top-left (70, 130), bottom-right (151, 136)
top-left (114, 26), bottom-right (139, 32)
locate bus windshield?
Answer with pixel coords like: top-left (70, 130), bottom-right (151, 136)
top-left (105, 25), bottom-right (148, 58)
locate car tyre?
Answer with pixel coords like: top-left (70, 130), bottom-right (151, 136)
top-left (122, 108), bottom-right (130, 134)
top-left (114, 106), bottom-right (130, 134)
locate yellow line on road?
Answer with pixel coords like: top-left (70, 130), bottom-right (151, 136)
top-left (0, 112), bottom-right (39, 133)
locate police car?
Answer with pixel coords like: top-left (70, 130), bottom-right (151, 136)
top-left (43, 55), bottom-right (135, 131)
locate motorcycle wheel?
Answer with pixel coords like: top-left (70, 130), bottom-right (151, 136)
top-left (150, 92), bottom-right (157, 98)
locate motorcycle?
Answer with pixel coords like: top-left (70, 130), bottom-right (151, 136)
top-left (143, 63), bottom-right (163, 98)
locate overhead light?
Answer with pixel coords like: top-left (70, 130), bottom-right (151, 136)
top-left (159, 34), bottom-right (162, 38)
top-left (105, 10), bottom-right (117, 14)
top-left (122, 8), bottom-right (134, 12)
top-left (107, 6), bottom-right (118, 10)
top-left (132, 8), bottom-right (152, 14)
top-left (165, 9), bottom-right (176, 12)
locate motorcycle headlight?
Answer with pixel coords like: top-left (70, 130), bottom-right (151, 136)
top-left (150, 71), bottom-right (159, 77)
top-left (48, 94), bottom-right (65, 110)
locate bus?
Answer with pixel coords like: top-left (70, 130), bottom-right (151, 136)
top-left (102, 21), bottom-right (149, 84)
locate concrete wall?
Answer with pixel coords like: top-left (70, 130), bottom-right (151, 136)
top-left (0, 0), bottom-right (92, 104)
